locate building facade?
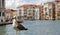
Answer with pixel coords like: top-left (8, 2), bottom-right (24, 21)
top-left (43, 2), bottom-right (55, 20)
top-left (40, 5), bottom-right (44, 20)
top-left (17, 4), bottom-right (42, 20)
top-left (5, 9), bottom-right (17, 22)
top-left (55, 0), bottom-right (60, 20)
top-left (0, 0), bottom-right (5, 22)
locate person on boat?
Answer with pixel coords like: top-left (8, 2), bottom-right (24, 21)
top-left (12, 16), bottom-right (28, 31)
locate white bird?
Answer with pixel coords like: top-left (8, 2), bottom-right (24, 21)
top-left (12, 16), bottom-right (28, 35)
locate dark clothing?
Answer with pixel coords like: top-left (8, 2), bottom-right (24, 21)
top-left (17, 24), bottom-right (28, 30)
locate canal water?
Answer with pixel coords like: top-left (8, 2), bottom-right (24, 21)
top-left (0, 20), bottom-right (60, 35)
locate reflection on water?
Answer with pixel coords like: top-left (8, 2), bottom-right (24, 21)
top-left (0, 26), bottom-right (6, 35)
top-left (0, 20), bottom-right (60, 35)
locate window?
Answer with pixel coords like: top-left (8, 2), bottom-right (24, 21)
top-left (2, 12), bottom-right (5, 16)
top-left (45, 12), bottom-right (48, 15)
top-left (24, 15), bottom-right (26, 17)
top-left (33, 9), bottom-right (35, 12)
top-left (19, 9), bottom-right (21, 12)
top-left (29, 13), bottom-right (31, 15)
top-left (49, 9), bottom-right (51, 13)
top-left (0, 12), bottom-right (1, 16)
top-left (19, 11), bottom-right (21, 14)
top-left (49, 9), bottom-right (52, 16)
top-left (45, 8), bottom-right (47, 11)
top-left (57, 4), bottom-right (60, 10)
top-left (0, 9), bottom-right (2, 16)
top-left (19, 9), bottom-right (22, 14)
top-left (58, 12), bottom-right (60, 16)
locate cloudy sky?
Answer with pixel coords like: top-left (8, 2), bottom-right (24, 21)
top-left (5, 0), bottom-right (55, 9)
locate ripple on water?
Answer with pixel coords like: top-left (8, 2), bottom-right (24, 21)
top-left (0, 20), bottom-right (60, 35)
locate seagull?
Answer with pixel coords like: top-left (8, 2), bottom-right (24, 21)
top-left (12, 16), bottom-right (28, 35)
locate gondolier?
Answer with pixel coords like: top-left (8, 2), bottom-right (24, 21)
top-left (12, 15), bottom-right (28, 35)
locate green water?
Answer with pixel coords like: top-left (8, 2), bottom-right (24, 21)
top-left (0, 20), bottom-right (60, 35)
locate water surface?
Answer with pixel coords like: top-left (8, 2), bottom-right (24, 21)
top-left (0, 20), bottom-right (60, 35)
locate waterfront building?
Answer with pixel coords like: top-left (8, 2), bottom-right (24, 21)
top-left (17, 4), bottom-right (42, 20)
top-left (34, 5), bottom-right (42, 20)
top-left (5, 9), bottom-right (17, 22)
top-left (0, 0), bottom-right (5, 22)
top-left (55, 0), bottom-right (60, 20)
top-left (40, 5), bottom-right (45, 20)
top-left (5, 9), bottom-right (13, 20)
top-left (43, 2), bottom-right (55, 20)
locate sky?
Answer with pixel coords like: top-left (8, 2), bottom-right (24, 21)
top-left (5, 0), bottom-right (55, 9)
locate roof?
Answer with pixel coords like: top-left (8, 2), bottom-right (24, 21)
top-left (17, 4), bottom-right (42, 8)
top-left (5, 9), bottom-right (17, 14)
top-left (44, 2), bottom-right (55, 5)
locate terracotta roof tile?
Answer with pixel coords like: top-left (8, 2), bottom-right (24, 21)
top-left (18, 4), bottom-right (42, 8)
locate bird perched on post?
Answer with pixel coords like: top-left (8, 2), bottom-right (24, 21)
top-left (12, 16), bottom-right (28, 35)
